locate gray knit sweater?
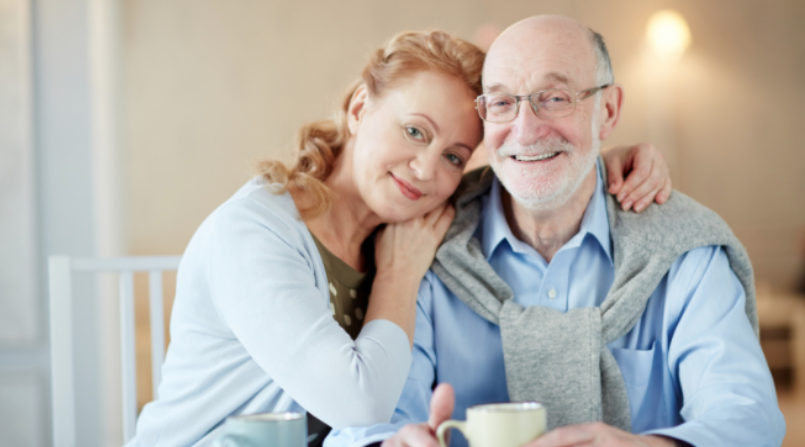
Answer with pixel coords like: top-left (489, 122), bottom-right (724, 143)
top-left (431, 160), bottom-right (757, 431)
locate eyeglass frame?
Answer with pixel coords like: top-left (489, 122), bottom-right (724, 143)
top-left (475, 84), bottom-right (612, 123)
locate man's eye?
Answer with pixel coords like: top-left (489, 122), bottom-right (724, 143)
top-left (540, 92), bottom-right (571, 106)
top-left (488, 97), bottom-right (514, 109)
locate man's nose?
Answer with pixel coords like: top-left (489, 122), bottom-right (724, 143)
top-left (510, 101), bottom-right (551, 145)
top-left (409, 149), bottom-right (440, 182)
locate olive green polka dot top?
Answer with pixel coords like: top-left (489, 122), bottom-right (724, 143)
top-left (310, 234), bottom-right (374, 340)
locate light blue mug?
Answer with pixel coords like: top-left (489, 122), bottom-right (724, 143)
top-left (216, 412), bottom-right (307, 447)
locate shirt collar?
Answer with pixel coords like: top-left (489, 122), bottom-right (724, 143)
top-left (481, 160), bottom-right (613, 264)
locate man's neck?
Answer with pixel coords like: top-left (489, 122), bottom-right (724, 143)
top-left (502, 168), bottom-right (598, 263)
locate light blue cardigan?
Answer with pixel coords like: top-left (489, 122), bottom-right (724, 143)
top-left (127, 177), bottom-right (413, 447)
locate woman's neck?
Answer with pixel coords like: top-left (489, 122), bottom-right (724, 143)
top-left (295, 156), bottom-right (382, 272)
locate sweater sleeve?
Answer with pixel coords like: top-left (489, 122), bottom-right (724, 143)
top-left (207, 196), bottom-right (412, 429)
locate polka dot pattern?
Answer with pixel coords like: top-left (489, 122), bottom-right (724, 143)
top-left (311, 234), bottom-right (372, 340)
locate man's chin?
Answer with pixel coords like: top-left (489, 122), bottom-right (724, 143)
top-left (507, 186), bottom-right (566, 211)
top-left (492, 162), bottom-right (565, 194)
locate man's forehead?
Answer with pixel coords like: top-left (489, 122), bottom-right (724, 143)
top-left (483, 17), bottom-right (598, 89)
top-left (482, 55), bottom-right (589, 91)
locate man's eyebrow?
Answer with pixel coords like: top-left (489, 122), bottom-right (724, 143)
top-left (545, 72), bottom-right (571, 85)
top-left (484, 73), bottom-right (572, 94)
top-left (411, 113), bottom-right (439, 133)
top-left (483, 84), bottom-right (508, 93)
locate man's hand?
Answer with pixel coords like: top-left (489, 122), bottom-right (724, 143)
top-left (527, 422), bottom-right (682, 447)
top-left (382, 384), bottom-right (455, 447)
top-left (602, 143), bottom-right (672, 213)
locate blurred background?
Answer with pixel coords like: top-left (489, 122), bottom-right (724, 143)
top-left (1, 0), bottom-right (804, 446)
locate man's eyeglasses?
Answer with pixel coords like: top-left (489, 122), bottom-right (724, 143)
top-left (475, 84), bottom-right (610, 123)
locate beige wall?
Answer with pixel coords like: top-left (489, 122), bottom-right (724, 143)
top-left (124, 0), bottom-right (805, 291)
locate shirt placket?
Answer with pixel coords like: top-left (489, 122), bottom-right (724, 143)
top-left (538, 249), bottom-right (573, 313)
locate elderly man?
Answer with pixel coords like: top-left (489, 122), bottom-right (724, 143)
top-left (326, 15), bottom-right (785, 447)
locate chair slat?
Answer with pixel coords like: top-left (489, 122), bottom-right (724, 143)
top-left (73, 256), bottom-right (181, 272)
top-left (49, 255), bottom-right (180, 446)
top-left (49, 256), bottom-right (76, 447)
top-left (148, 270), bottom-right (165, 399)
top-left (119, 271), bottom-right (137, 443)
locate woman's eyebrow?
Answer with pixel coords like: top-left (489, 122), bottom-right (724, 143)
top-left (411, 113), bottom-right (439, 132)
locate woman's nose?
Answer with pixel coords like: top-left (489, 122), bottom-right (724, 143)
top-left (409, 150), bottom-right (440, 181)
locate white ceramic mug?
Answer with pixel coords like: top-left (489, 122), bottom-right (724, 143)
top-left (215, 412), bottom-right (307, 447)
top-left (437, 402), bottom-right (546, 447)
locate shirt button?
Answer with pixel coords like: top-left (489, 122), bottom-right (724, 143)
top-left (547, 288), bottom-right (557, 299)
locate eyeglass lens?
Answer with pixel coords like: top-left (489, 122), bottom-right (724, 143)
top-left (480, 89), bottom-right (575, 122)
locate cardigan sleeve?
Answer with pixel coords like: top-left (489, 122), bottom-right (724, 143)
top-left (207, 196), bottom-right (413, 429)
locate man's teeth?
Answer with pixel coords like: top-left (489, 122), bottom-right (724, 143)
top-left (514, 152), bottom-right (559, 162)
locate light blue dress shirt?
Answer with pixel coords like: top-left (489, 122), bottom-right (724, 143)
top-left (327, 166), bottom-right (785, 447)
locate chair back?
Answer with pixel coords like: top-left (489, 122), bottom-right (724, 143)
top-left (48, 255), bottom-right (181, 447)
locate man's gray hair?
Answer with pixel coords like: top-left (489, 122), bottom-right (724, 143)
top-left (589, 28), bottom-right (614, 86)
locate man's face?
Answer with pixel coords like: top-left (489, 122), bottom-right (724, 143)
top-left (483, 20), bottom-right (602, 210)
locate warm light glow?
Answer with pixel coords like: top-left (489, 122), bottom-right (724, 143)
top-left (646, 10), bottom-right (691, 59)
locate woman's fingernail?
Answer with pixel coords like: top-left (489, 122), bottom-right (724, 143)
top-left (635, 202), bottom-right (645, 212)
top-left (622, 201), bottom-right (633, 210)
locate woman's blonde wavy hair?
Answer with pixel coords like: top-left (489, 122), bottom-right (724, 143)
top-left (259, 30), bottom-right (485, 219)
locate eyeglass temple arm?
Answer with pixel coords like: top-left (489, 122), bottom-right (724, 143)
top-left (578, 84), bottom-right (611, 101)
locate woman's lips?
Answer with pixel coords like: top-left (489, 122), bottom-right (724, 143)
top-left (391, 174), bottom-right (423, 200)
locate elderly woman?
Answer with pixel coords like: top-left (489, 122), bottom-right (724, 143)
top-left (126, 30), bottom-right (670, 447)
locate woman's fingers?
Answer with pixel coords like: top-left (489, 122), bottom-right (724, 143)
top-left (603, 147), bottom-right (627, 196)
top-left (621, 159), bottom-right (661, 211)
top-left (424, 202), bottom-right (450, 227)
top-left (375, 204), bottom-right (456, 280)
top-left (632, 185), bottom-right (662, 213)
top-left (616, 145), bottom-right (653, 204)
top-left (433, 205), bottom-right (455, 238)
top-left (656, 177), bottom-right (672, 204)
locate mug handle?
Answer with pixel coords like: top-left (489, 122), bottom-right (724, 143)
top-left (436, 420), bottom-right (467, 447)
top-left (217, 434), bottom-right (259, 447)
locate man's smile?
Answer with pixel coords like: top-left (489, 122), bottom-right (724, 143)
top-left (512, 152), bottom-right (560, 162)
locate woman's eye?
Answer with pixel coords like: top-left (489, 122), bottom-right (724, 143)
top-left (406, 127), bottom-right (424, 140)
top-left (445, 153), bottom-right (464, 166)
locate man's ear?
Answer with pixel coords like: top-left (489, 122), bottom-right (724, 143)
top-left (347, 85), bottom-right (369, 135)
top-left (597, 84), bottom-right (624, 141)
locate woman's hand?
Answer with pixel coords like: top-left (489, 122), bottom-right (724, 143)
top-left (602, 143), bottom-right (672, 213)
top-left (366, 204), bottom-right (455, 346)
top-left (375, 203), bottom-right (456, 281)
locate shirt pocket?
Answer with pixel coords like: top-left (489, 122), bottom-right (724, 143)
top-left (608, 340), bottom-right (662, 432)
top-left (609, 340), bottom-right (658, 387)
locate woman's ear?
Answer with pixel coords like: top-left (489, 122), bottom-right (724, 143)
top-left (347, 85), bottom-right (369, 135)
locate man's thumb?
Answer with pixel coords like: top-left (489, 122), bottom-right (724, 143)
top-left (428, 383), bottom-right (455, 429)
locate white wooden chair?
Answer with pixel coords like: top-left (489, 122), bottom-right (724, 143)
top-left (48, 255), bottom-right (182, 447)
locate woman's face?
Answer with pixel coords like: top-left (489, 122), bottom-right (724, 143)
top-left (347, 71), bottom-right (483, 223)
